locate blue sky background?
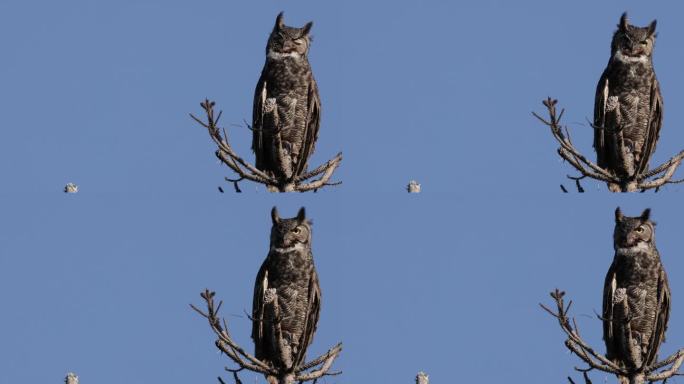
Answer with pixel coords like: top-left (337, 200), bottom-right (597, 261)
top-left (1, 1), bottom-right (684, 383)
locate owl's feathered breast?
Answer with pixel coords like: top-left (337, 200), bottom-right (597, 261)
top-left (265, 248), bottom-right (315, 290)
top-left (262, 57), bottom-right (313, 96)
top-left (605, 60), bottom-right (656, 139)
top-left (613, 249), bottom-right (661, 288)
top-left (603, 247), bottom-right (670, 368)
top-left (594, 58), bottom-right (662, 176)
top-left (252, 55), bottom-right (321, 177)
top-left (252, 247), bottom-right (321, 370)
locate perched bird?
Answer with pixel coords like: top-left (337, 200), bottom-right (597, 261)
top-left (594, 13), bottom-right (662, 191)
top-left (252, 13), bottom-right (320, 183)
top-left (603, 207), bottom-right (670, 381)
top-left (252, 207), bottom-right (321, 381)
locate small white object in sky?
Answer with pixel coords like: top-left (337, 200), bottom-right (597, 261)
top-left (407, 180), bottom-right (421, 193)
top-left (64, 183), bottom-right (78, 193)
top-left (65, 372), bottom-right (79, 384)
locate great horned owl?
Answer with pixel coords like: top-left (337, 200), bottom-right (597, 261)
top-left (603, 207), bottom-right (670, 381)
top-left (594, 13), bottom-right (663, 191)
top-left (252, 207), bottom-right (321, 379)
top-left (252, 13), bottom-right (320, 183)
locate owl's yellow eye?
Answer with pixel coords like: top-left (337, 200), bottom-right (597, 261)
top-left (640, 41), bottom-right (648, 45)
top-left (292, 227), bottom-right (301, 234)
top-left (636, 226), bottom-right (645, 233)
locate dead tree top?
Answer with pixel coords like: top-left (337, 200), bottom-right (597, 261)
top-left (534, 98), bottom-right (684, 192)
top-left (191, 289), bottom-right (342, 384)
top-left (191, 100), bottom-right (342, 193)
top-left (541, 289), bottom-right (684, 384)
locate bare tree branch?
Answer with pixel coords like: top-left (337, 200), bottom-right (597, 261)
top-left (542, 289), bottom-right (683, 384)
top-left (534, 98), bottom-right (684, 192)
top-left (191, 99), bottom-right (342, 193)
top-left (192, 289), bottom-right (342, 384)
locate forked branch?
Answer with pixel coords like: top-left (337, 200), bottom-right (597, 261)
top-left (541, 289), bottom-right (684, 384)
top-left (191, 100), bottom-right (342, 193)
top-left (191, 289), bottom-right (342, 384)
top-left (533, 98), bottom-right (684, 192)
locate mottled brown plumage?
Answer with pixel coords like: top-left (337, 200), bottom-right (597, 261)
top-left (252, 13), bottom-right (320, 182)
top-left (603, 208), bottom-right (670, 380)
top-left (252, 207), bottom-right (321, 376)
top-left (594, 13), bottom-right (662, 191)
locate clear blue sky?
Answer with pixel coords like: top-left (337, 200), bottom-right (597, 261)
top-left (1, 1), bottom-right (683, 383)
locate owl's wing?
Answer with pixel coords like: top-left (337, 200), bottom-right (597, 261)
top-left (251, 261), bottom-right (269, 360)
top-left (635, 76), bottom-right (663, 175)
top-left (252, 73), bottom-right (272, 171)
top-left (293, 266), bottom-right (321, 368)
top-left (602, 259), bottom-right (618, 361)
top-left (294, 78), bottom-right (321, 177)
top-left (643, 266), bottom-right (670, 367)
top-left (594, 70), bottom-right (610, 170)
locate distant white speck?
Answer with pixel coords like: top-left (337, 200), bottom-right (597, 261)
top-left (416, 372), bottom-right (429, 384)
top-left (65, 372), bottom-right (79, 384)
top-left (407, 180), bottom-right (421, 193)
top-left (64, 183), bottom-right (78, 194)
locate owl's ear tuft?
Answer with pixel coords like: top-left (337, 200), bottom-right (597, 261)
top-left (274, 12), bottom-right (285, 31)
top-left (271, 206), bottom-right (280, 225)
top-left (619, 12), bottom-right (629, 31)
top-left (615, 207), bottom-right (624, 222)
top-left (296, 207), bottom-right (306, 223)
top-left (302, 22), bottom-right (313, 36)
top-left (640, 208), bottom-right (651, 222)
top-left (647, 20), bottom-right (657, 36)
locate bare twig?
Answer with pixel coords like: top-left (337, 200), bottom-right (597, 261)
top-left (542, 289), bottom-right (683, 384)
top-left (534, 98), bottom-right (684, 192)
top-left (192, 289), bottom-right (342, 384)
top-left (568, 370), bottom-right (593, 384)
top-left (191, 99), bottom-right (342, 192)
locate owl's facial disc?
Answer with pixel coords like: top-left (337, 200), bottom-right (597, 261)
top-left (272, 223), bottom-right (309, 249)
top-left (612, 21), bottom-right (655, 63)
top-left (616, 224), bottom-right (652, 251)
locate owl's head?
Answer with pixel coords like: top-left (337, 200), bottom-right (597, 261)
top-left (614, 207), bottom-right (655, 250)
top-left (611, 13), bottom-right (657, 62)
top-left (266, 12), bottom-right (313, 58)
top-left (270, 206), bottom-right (312, 248)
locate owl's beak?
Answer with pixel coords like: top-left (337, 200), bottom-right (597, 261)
top-left (623, 234), bottom-right (645, 247)
top-left (621, 45), bottom-right (645, 58)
